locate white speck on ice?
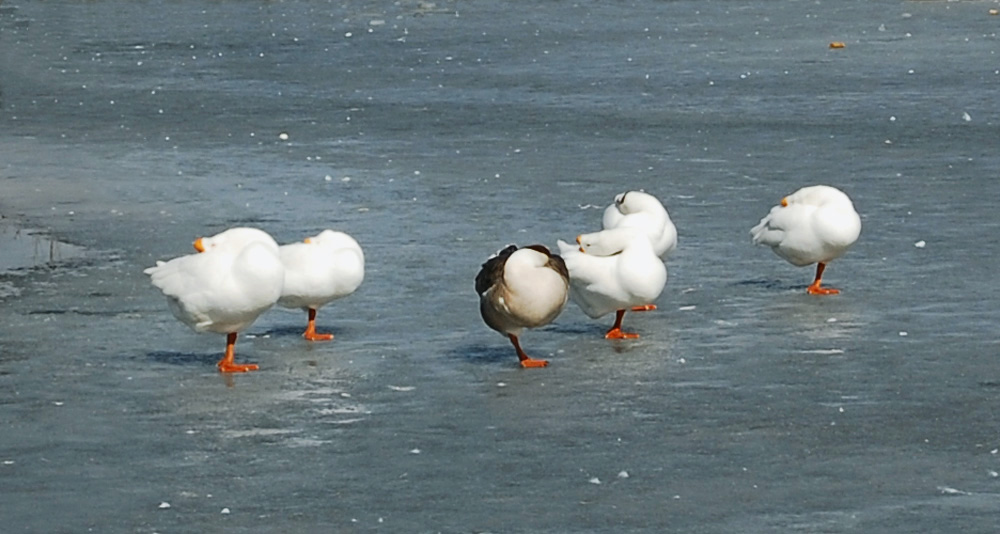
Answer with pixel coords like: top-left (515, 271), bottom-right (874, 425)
top-left (899, 331), bottom-right (908, 337)
top-left (221, 507), bottom-right (231, 514)
top-left (962, 112), bottom-right (972, 122)
top-left (617, 471), bottom-right (630, 479)
top-left (340, 392), bottom-right (351, 398)
top-left (678, 305), bottom-right (696, 311)
top-left (497, 382), bottom-right (507, 387)
top-left (158, 502), bottom-right (171, 509)
top-left (588, 477), bottom-right (601, 485)
top-left (410, 448), bottom-right (421, 454)
top-left (938, 486), bottom-right (970, 496)
top-left (388, 385), bottom-right (415, 392)
top-left (914, 240), bottom-right (926, 248)
top-left (989, 470), bottom-right (999, 478)
top-left (341, 176), bottom-right (351, 182)
top-left (278, 132), bottom-right (289, 141)
top-left (2, 460), bottom-right (14, 465)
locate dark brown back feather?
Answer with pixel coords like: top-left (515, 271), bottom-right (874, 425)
top-left (475, 245), bottom-right (517, 296)
top-left (547, 253), bottom-right (569, 283)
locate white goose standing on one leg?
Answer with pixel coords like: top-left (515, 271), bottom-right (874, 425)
top-left (145, 227), bottom-right (285, 373)
top-left (476, 244), bottom-right (569, 368)
top-left (750, 185), bottom-right (861, 295)
top-left (558, 228), bottom-right (667, 339)
top-left (278, 230), bottom-right (365, 341)
top-left (576, 190), bottom-right (676, 313)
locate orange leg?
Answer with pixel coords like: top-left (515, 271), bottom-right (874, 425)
top-left (806, 262), bottom-right (840, 295)
top-left (303, 308), bottom-right (334, 341)
top-left (605, 309), bottom-right (640, 339)
top-left (509, 334), bottom-right (549, 368)
top-left (630, 304), bottom-right (657, 312)
top-left (217, 332), bottom-right (259, 373)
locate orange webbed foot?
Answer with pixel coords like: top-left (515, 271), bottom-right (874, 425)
top-left (806, 264), bottom-right (840, 295)
top-left (807, 285), bottom-right (840, 296)
top-left (218, 333), bottom-right (257, 373)
top-left (630, 304), bottom-right (657, 312)
top-left (508, 334), bottom-right (550, 368)
top-left (302, 309), bottom-right (333, 341)
top-left (217, 361), bottom-right (260, 373)
top-left (605, 328), bottom-right (640, 340)
top-left (303, 331), bottom-right (334, 342)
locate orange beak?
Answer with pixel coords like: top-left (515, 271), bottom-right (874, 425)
top-left (193, 238), bottom-right (205, 253)
top-left (576, 235), bottom-right (586, 253)
top-left (304, 237), bottom-right (312, 244)
top-left (780, 198), bottom-right (788, 207)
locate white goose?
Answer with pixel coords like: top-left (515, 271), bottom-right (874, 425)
top-left (557, 228), bottom-right (667, 339)
top-left (476, 244), bottom-right (569, 368)
top-left (278, 230), bottom-right (365, 341)
top-left (145, 227), bottom-right (284, 373)
top-left (750, 185), bottom-right (861, 295)
top-left (576, 189), bottom-right (676, 313)
top-left (581, 190), bottom-right (677, 259)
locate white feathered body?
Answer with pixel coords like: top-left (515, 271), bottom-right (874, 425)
top-left (278, 230), bottom-right (365, 311)
top-left (557, 230), bottom-right (667, 319)
top-left (145, 227), bottom-right (284, 334)
top-left (583, 190), bottom-right (677, 259)
top-left (750, 185), bottom-right (861, 267)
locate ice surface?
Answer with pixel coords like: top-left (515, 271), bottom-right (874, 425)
top-left (0, 222), bottom-right (87, 272)
top-left (1, 0), bottom-right (1000, 532)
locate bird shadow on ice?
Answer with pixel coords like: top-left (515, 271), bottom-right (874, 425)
top-left (546, 321), bottom-right (606, 336)
top-left (731, 278), bottom-right (803, 292)
top-left (447, 343), bottom-right (516, 366)
top-left (146, 350), bottom-right (220, 367)
top-left (255, 325), bottom-right (311, 338)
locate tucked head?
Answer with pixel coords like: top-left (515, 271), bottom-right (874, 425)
top-left (782, 185), bottom-right (853, 208)
top-left (614, 190), bottom-right (661, 215)
top-left (193, 227), bottom-right (279, 254)
top-left (517, 244), bottom-right (555, 266)
top-left (304, 229), bottom-right (358, 248)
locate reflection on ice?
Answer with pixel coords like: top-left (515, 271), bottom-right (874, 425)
top-left (0, 222), bottom-right (86, 272)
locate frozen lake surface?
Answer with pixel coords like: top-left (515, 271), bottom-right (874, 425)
top-left (2, 0), bottom-right (1000, 532)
